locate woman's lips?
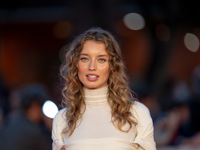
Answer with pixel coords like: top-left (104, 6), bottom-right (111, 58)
top-left (86, 74), bottom-right (99, 81)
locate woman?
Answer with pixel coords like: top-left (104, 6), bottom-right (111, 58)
top-left (52, 27), bottom-right (156, 150)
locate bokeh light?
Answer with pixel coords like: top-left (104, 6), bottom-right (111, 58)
top-left (123, 13), bottom-right (145, 30)
top-left (184, 33), bottom-right (199, 52)
top-left (42, 100), bottom-right (58, 119)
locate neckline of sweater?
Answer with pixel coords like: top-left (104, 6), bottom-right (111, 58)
top-left (83, 86), bottom-right (108, 103)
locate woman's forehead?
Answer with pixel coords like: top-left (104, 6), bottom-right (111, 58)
top-left (81, 41), bottom-right (108, 55)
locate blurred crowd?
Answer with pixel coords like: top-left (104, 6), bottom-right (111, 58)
top-left (0, 65), bottom-right (200, 150)
top-left (0, 82), bottom-right (53, 150)
top-left (135, 65), bottom-right (200, 150)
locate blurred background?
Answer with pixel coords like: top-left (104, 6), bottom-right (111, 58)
top-left (0, 0), bottom-right (200, 150)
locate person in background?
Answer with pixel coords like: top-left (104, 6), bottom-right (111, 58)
top-left (0, 73), bottom-right (10, 129)
top-left (0, 83), bottom-right (49, 150)
top-left (52, 27), bottom-right (156, 150)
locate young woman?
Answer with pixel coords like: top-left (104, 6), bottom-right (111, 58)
top-left (52, 27), bottom-right (156, 150)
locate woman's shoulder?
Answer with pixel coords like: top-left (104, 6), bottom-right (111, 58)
top-left (132, 101), bottom-right (150, 112)
top-left (131, 101), bottom-right (151, 122)
top-left (53, 108), bottom-right (67, 122)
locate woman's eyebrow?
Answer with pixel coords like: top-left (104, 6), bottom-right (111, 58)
top-left (80, 53), bottom-right (88, 56)
top-left (98, 54), bottom-right (108, 57)
top-left (80, 53), bottom-right (108, 57)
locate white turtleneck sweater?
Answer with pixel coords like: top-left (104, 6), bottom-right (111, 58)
top-left (52, 86), bottom-right (156, 150)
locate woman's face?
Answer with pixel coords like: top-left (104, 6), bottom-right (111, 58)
top-left (78, 40), bottom-right (110, 90)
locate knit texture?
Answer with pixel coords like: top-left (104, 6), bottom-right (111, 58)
top-left (52, 86), bottom-right (156, 150)
top-left (65, 86), bottom-right (136, 143)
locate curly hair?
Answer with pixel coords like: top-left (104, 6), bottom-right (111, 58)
top-left (60, 27), bottom-right (137, 136)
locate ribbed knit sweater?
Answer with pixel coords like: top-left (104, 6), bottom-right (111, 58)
top-left (52, 86), bottom-right (156, 150)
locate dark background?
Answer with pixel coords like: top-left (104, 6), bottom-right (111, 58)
top-left (1, 0), bottom-right (200, 149)
top-left (1, 0), bottom-right (200, 106)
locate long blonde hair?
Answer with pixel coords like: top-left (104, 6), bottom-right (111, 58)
top-left (60, 27), bottom-right (137, 136)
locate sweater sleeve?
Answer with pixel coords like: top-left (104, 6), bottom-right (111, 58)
top-left (132, 102), bottom-right (156, 150)
top-left (52, 108), bottom-right (67, 150)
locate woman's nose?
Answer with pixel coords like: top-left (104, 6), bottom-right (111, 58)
top-left (89, 60), bottom-right (96, 71)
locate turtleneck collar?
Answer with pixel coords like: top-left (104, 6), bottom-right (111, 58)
top-left (83, 86), bottom-right (108, 103)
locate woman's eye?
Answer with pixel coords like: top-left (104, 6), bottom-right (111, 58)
top-left (98, 58), bottom-right (106, 62)
top-left (80, 57), bottom-right (89, 62)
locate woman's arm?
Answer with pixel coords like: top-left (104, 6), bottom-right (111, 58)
top-left (52, 108), bottom-right (67, 150)
top-left (132, 102), bottom-right (156, 150)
